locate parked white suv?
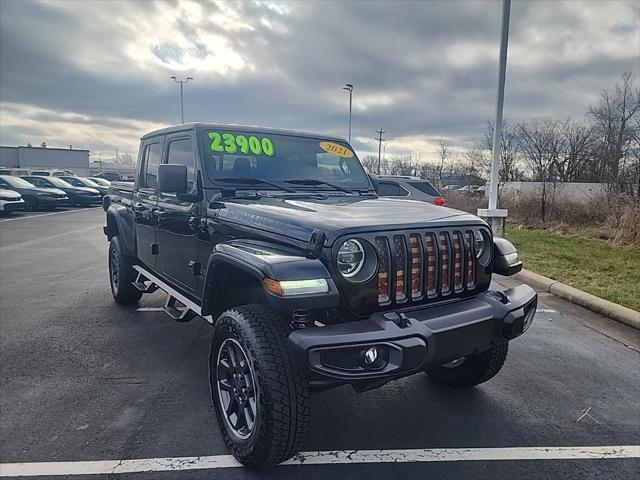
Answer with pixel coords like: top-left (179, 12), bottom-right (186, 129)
top-left (0, 189), bottom-right (25, 213)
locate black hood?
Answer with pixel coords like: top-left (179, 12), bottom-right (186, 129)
top-left (215, 195), bottom-right (486, 246)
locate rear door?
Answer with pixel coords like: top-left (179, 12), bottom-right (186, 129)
top-left (156, 132), bottom-right (202, 293)
top-left (134, 138), bottom-right (163, 268)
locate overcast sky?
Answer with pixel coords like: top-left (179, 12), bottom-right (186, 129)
top-left (0, 0), bottom-right (638, 162)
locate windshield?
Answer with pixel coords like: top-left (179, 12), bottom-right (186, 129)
top-left (45, 177), bottom-right (74, 188)
top-left (200, 129), bottom-right (370, 191)
top-left (89, 177), bottom-right (110, 186)
top-left (0, 175), bottom-right (35, 188)
top-left (64, 177), bottom-right (98, 187)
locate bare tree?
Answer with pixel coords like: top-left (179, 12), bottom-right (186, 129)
top-left (518, 119), bottom-right (563, 220)
top-left (361, 155), bottom-right (377, 173)
top-left (479, 120), bottom-right (522, 184)
top-left (118, 152), bottom-right (134, 165)
top-left (555, 119), bottom-right (595, 182)
top-left (436, 140), bottom-right (450, 188)
top-left (588, 72), bottom-right (640, 193)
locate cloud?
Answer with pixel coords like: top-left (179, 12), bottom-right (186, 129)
top-left (0, 0), bottom-right (638, 162)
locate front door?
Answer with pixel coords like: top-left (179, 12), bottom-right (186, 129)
top-left (156, 133), bottom-right (201, 293)
top-left (135, 139), bottom-right (163, 268)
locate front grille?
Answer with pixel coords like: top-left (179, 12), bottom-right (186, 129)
top-left (374, 229), bottom-right (479, 306)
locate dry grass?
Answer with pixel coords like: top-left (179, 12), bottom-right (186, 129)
top-left (507, 225), bottom-right (640, 311)
top-left (444, 190), bottom-right (640, 247)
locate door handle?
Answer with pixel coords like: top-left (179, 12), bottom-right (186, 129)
top-left (152, 208), bottom-right (167, 222)
top-left (133, 203), bottom-right (146, 213)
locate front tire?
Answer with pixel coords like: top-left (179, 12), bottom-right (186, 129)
top-left (210, 305), bottom-right (310, 468)
top-left (108, 235), bottom-right (142, 305)
top-left (426, 342), bottom-right (509, 388)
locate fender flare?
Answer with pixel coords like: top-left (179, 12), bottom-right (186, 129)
top-left (200, 241), bottom-right (339, 316)
top-left (104, 203), bottom-right (136, 256)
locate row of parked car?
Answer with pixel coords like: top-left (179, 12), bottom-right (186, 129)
top-left (443, 184), bottom-right (487, 195)
top-left (0, 173), bottom-right (112, 214)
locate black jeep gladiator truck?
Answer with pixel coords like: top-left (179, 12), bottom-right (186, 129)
top-left (104, 123), bottom-right (536, 468)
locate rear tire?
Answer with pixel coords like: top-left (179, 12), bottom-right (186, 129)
top-left (108, 235), bottom-right (142, 305)
top-left (426, 342), bottom-right (509, 388)
top-left (210, 305), bottom-right (310, 468)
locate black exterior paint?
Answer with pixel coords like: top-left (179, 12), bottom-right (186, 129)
top-left (104, 123), bottom-right (536, 389)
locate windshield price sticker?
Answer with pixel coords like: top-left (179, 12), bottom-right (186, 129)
top-left (209, 131), bottom-right (275, 156)
top-left (319, 141), bottom-right (354, 158)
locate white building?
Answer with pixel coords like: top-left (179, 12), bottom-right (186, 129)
top-left (0, 145), bottom-right (90, 175)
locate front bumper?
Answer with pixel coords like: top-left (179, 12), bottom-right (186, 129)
top-left (35, 196), bottom-right (68, 208)
top-left (73, 195), bottom-right (101, 205)
top-left (288, 285), bottom-right (537, 389)
top-left (0, 199), bottom-right (25, 212)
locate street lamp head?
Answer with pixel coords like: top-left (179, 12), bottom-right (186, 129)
top-left (343, 83), bottom-right (353, 92)
top-left (187, 77), bottom-right (194, 81)
top-left (170, 75), bottom-right (177, 80)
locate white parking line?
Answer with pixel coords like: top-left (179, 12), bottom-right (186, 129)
top-left (1, 445), bottom-right (638, 477)
top-left (135, 307), bottom-right (164, 312)
top-left (537, 308), bottom-right (557, 313)
top-left (0, 208), bottom-right (92, 223)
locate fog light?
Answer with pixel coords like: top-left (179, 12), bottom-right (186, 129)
top-left (364, 347), bottom-right (379, 365)
top-left (360, 345), bottom-right (388, 370)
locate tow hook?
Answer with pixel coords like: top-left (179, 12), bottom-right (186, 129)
top-left (290, 310), bottom-right (313, 330)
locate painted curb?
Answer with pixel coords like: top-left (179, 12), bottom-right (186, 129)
top-left (515, 269), bottom-right (640, 331)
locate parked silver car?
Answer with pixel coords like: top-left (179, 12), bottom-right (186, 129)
top-left (373, 175), bottom-right (445, 206)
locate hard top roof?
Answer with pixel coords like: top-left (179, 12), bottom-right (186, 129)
top-left (141, 123), bottom-right (348, 143)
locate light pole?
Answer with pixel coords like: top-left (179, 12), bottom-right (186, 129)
top-left (478, 0), bottom-right (510, 236)
top-left (343, 83), bottom-right (353, 141)
top-left (170, 76), bottom-right (194, 124)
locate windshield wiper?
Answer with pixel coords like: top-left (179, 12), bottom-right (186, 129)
top-left (215, 177), bottom-right (296, 193)
top-left (283, 178), bottom-right (355, 193)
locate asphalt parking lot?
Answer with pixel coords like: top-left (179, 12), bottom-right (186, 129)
top-left (0, 208), bottom-right (638, 479)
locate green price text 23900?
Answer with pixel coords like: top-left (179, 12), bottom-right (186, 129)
top-left (208, 131), bottom-right (275, 156)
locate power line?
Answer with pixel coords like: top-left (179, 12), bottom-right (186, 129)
top-left (376, 129), bottom-right (385, 174)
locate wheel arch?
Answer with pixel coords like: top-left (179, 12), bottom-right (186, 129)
top-left (105, 204), bottom-right (136, 256)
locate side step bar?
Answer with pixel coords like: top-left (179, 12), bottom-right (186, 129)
top-left (133, 271), bottom-right (159, 294)
top-left (132, 265), bottom-right (213, 324)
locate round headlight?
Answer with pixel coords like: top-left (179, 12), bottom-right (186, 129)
top-left (474, 230), bottom-right (486, 259)
top-left (474, 229), bottom-right (492, 266)
top-left (337, 239), bottom-right (365, 278)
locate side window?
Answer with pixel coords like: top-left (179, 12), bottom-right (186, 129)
top-left (0, 179), bottom-right (8, 187)
top-left (378, 181), bottom-right (409, 196)
top-left (166, 138), bottom-right (195, 191)
top-left (140, 142), bottom-right (162, 189)
top-left (30, 178), bottom-right (46, 187)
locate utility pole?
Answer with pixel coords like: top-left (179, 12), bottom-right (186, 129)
top-left (343, 83), bottom-right (354, 141)
top-left (478, 0), bottom-right (511, 236)
top-left (376, 129), bottom-right (385, 174)
top-left (170, 76), bottom-right (194, 124)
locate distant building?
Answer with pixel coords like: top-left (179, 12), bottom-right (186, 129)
top-left (0, 145), bottom-right (90, 175)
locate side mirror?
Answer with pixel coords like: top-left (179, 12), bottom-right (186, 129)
top-left (493, 237), bottom-right (523, 276)
top-left (368, 173), bottom-right (379, 193)
top-left (158, 164), bottom-right (187, 194)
